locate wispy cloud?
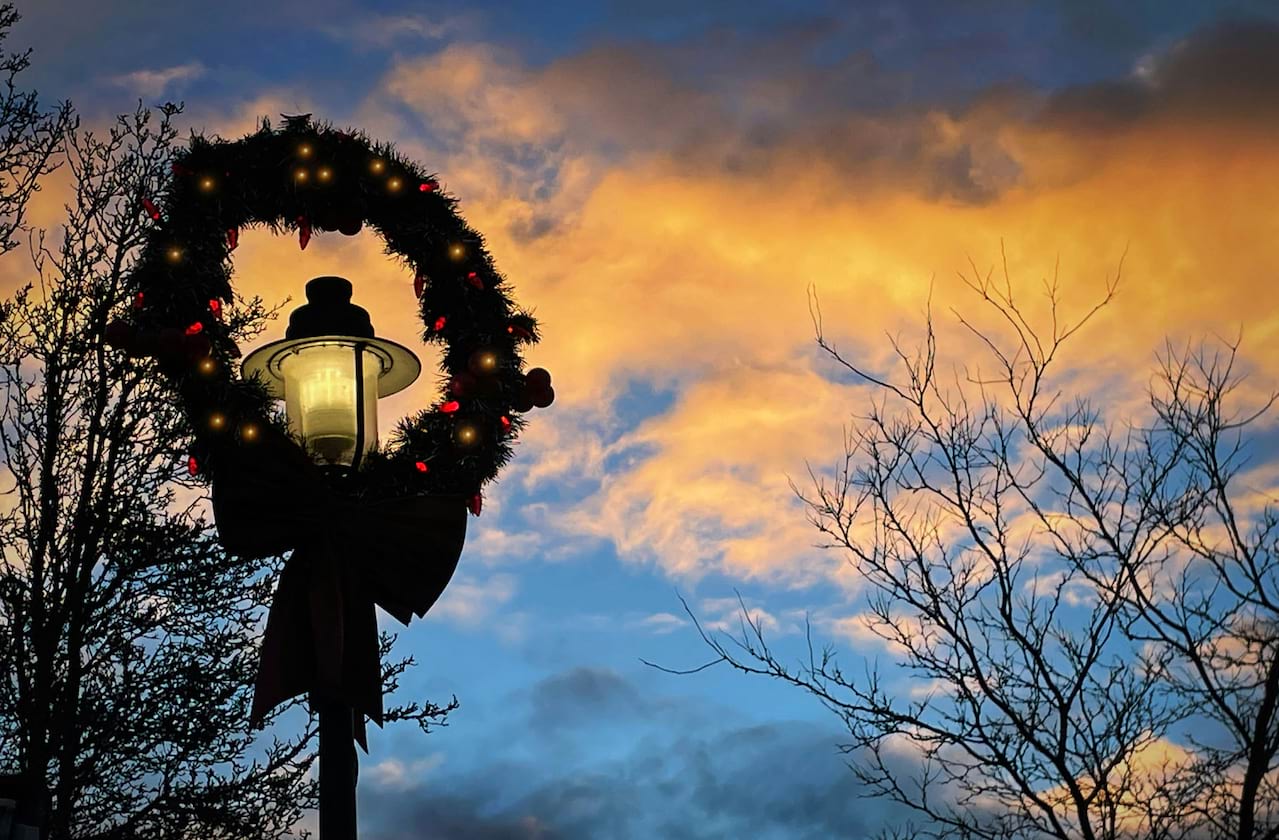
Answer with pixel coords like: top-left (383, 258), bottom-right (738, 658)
top-left (320, 13), bottom-right (472, 49)
top-left (423, 572), bottom-right (517, 627)
top-left (107, 62), bottom-right (206, 98)
top-left (631, 612), bottom-right (688, 634)
top-left (367, 754), bottom-right (446, 792)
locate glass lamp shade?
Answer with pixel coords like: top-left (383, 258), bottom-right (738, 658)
top-left (242, 334), bottom-right (421, 468)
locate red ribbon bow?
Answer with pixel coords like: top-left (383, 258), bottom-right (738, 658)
top-left (210, 426), bottom-right (467, 749)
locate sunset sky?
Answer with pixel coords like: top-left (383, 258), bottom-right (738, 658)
top-left (7, 1), bottom-right (1279, 836)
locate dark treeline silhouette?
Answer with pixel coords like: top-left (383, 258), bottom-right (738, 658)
top-left (0, 8), bottom-right (456, 837)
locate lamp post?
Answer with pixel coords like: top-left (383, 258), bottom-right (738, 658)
top-left (242, 275), bottom-right (420, 840)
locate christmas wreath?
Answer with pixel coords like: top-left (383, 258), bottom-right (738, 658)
top-left (108, 113), bottom-right (553, 515)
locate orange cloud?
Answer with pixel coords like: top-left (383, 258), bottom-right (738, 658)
top-left (5, 22), bottom-right (1276, 593)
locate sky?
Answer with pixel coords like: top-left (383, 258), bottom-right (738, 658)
top-left (6, 1), bottom-right (1279, 837)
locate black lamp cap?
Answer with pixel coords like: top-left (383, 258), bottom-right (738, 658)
top-left (285, 276), bottom-right (376, 340)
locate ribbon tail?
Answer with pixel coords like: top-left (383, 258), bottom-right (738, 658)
top-left (250, 551), bottom-right (315, 729)
top-left (311, 544), bottom-right (384, 733)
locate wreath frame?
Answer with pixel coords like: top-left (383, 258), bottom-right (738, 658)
top-left (119, 114), bottom-right (551, 509)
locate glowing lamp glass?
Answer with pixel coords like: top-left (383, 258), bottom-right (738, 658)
top-left (280, 341), bottom-right (382, 465)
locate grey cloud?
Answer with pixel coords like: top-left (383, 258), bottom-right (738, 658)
top-left (360, 667), bottom-right (916, 840)
top-left (1040, 19), bottom-right (1279, 129)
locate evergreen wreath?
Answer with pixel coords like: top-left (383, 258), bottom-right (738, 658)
top-left (108, 113), bottom-right (553, 513)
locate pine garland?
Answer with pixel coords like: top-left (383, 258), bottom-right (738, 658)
top-left (115, 114), bottom-right (552, 506)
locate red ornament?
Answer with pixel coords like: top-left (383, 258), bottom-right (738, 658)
top-left (414, 272), bottom-right (427, 299)
top-left (104, 320), bottom-right (134, 350)
top-left (467, 493), bottom-right (482, 517)
top-left (171, 162), bottom-right (190, 176)
top-left (525, 368), bottom-right (551, 391)
top-left (185, 322), bottom-right (203, 336)
top-left (449, 373), bottom-right (475, 397)
top-left (500, 415), bottom-right (512, 434)
top-left (133, 292), bottom-right (145, 310)
top-left (142, 198), bottom-right (161, 220)
top-left (507, 324), bottom-right (533, 341)
top-left (187, 455), bottom-right (199, 476)
top-left (297, 216), bottom-right (311, 250)
top-left (531, 385), bottom-right (555, 409)
top-left (157, 327), bottom-right (184, 357)
top-left (419, 181), bottom-right (437, 192)
top-left (226, 227), bottom-right (239, 251)
top-left (183, 333), bottom-right (212, 359)
top-left (440, 400), bottom-right (461, 414)
top-left (337, 214), bottom-right (363, 236)
top-left (415, 461), bottom-right (429, 473)
top-left (433, 316), bottom-right (446, 331)
top-left (208, 298), bottom-right (222, 319)
top-left (465, 271), bottom-right (484, 290)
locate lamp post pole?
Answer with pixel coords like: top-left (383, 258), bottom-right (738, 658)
top-left (317, 700), bottom-right (358, 839)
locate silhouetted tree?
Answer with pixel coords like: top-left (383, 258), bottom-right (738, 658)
top-left (0, 3), bottom-right (72, 254)
top-left (658, 252), bottom-right (1278, 840)
top-left (0, 101), bottom-right (458, 838)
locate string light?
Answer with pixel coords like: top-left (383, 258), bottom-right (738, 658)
top-left (209, 412), bottom-right (226, 430)
top-left (298, 143), bottom-right (313, 158)
top-left (198, 357), bottom-right (217, 375)
top-left (294, 168), bottom-right (309, 183)
top-left (167, 247), bottom-right (183, 263)
top-left (317, 167), bottom-right (332, 182)
top-left (370, 159), bottom-right (385, 173)
top-left (448, 243), bottom-right (465, 260)
top-left (453, 421), bottom-right (480, 447)
top-left (239, 423), bottom-right (259, 442)
top-left (387, 176), bottom-right (402, 192)
top-left (199, 176), bottom-right (216, 192)
top-left (469, 348), bottom-right (499, 376)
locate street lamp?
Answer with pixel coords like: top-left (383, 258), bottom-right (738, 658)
top-left (242, 274), bottom-right (420, 839)
top-left (243, 275), bottom-right (420, 469)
